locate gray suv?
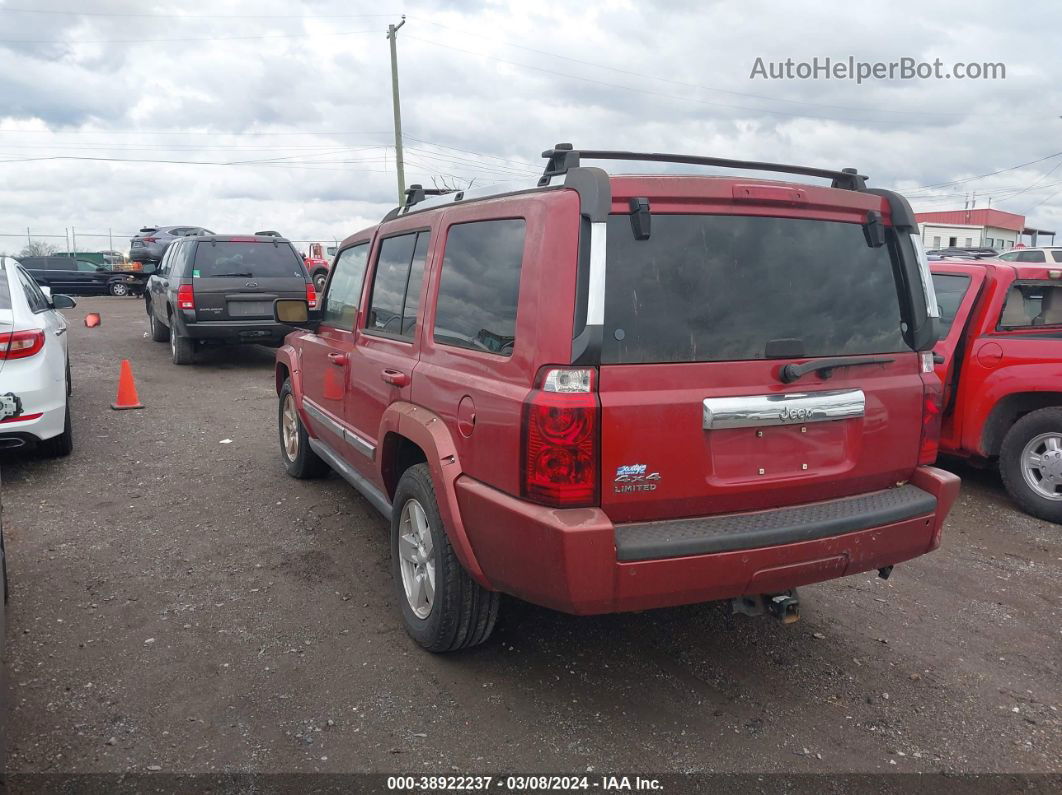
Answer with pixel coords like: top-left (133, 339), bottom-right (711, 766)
top-left (130, 225), bottom-right (213, 265)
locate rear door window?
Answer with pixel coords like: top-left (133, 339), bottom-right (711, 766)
top-left (323, 243), bottom-right (370, 330)
top-left (1052, 251), bottom-right (1062, 263)
top-left (932, 274), bottom-right (972, 336)
top-left (999, 283), bottom-right (1062, 328)
top-left (366, 231), bottom-right (430, 340)
top-left (434, 219), bottom-right (525, 356)
top-left (1016, 250), bottom-right (1047, 263)
top-left (602, 214), bottom-right (909, 363)
top-left (192, 241), bottom-right (305, 279)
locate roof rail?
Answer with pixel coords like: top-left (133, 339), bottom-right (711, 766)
top-left (539, 143), bottom-right (868, 191)
top-left (404, 183), bottom-right (452, 208)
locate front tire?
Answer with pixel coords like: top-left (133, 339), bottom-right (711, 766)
top-left (391, 463), bottom-right (499, 652)
top-left (1000, 407), bottom-right (1062, 524)
top-left (278, 380), bottom-right (329, 478)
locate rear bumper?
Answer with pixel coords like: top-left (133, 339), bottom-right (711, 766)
top-left (456, 466), bottom-right (960, 615)
top-left (176, 315), bottom-right (291, 344)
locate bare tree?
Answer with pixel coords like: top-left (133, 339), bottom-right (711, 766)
top-left (20, 240), bottom-right (59, 257)
top-left (431, 175), bottom-right (476, 193)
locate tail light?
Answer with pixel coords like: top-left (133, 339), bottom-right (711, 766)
top-left (142, 237), bottom-right (157, 244)
top-left (918, 351), bottom-right (943, 465)
top-left (306, 282), bottom-right (318, 309)
top-left (0, 329), bottom-right (46, 360)
top-left (521, 367), bottom-right (599, 508)
top-left (176, 284), bottom-right (195, 310)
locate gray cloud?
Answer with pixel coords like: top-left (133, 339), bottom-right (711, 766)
top-left (0, 0), bottom-right (1060, 255)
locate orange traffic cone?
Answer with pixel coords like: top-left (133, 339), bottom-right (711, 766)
top-left (111, 359), bottom-right (144, 411)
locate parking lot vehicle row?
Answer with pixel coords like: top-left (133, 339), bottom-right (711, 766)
top-left (271, 144), bottom-right (960, 651)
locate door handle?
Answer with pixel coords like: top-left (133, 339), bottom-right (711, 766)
top-left (327, 352), bottom-right (348, 366)
top-left (381, 369), bottom-right (409, 387)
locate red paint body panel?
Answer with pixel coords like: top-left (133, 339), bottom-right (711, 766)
top-left (456, 466), bottom-right (959, 615)
top-left (931, 259), bottom-right (1062, 459)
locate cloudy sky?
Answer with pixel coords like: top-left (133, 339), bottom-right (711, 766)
top-left (0, 0), bottom-right (1059, 254)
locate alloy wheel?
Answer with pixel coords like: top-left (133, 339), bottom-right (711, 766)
top-left (281, 394), bottom-right (299, 462)
top-left (397, 498), bottom-right (435, 619)
top-left (1021, 432), bottom-right (1062, 501)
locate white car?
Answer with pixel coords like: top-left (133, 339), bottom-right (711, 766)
top-left (997, 247), bottom-right (1062, 264)
top-left (0, 256), bottom-right (75, 455)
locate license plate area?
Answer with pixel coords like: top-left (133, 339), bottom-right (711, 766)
top-left (227, 301), bottom-right (272, 317)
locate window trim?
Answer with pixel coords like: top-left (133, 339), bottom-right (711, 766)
top-left (431, 216), bottom-right (526, 358)
top-left (16, 265), bottom-right (50, 314)
top-left (361, 227), bottom-right (431, 344)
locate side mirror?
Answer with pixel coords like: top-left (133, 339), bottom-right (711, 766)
top-left (274, 298), bottom-right (319, 330)
top-left (52, 294), bottom-right (77, 309)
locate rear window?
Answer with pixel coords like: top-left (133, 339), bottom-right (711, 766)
top-left (602, 214), bottom-right (909, 364)
top-left (191, 241), bottom-right (306, 279)
top-left (932, 273), bottom-right (972, 336)
top-left (999, 283), bottom-right (1062, 328)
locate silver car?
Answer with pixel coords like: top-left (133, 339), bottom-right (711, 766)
top-left (129, 225), bottom-right (213, 264)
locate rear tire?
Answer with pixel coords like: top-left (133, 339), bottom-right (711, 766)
top-left (391, 463), bottom-right (499, 652)
top-left (1000, 407), bottom-right (1062, 524)
top-left (169, 315), bottom-right (195, 365)
top-left (278, 380), bottom-right (329, 478)
top-left (148, 309), bottom-right (169, 342)
top-left (41, 397), bottom-right (73, 458)
top-left (109, 281), bottom-right (129, 297)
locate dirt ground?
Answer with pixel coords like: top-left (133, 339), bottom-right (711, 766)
top-left (2, 296), bottom-right (1059, 776)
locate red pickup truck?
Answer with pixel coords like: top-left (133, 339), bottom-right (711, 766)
top-left (932, 258), bottom-right (1062, 522)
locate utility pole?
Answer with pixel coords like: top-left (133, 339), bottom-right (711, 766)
top-left (72, 226), bottom-right (77, 254)
top-left (386, 15), bottom-right (407, 206)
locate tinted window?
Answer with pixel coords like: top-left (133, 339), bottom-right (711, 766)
top-left (192, 241), bottom-right (306, 279)
top-left (323, 243), bottom-right (369, 329)
top-left (434, 219), bottom-right (525, 356)
top-left (1052, 251), bottom-right (1062, 263)
top-left (998, 251), bottom-right (1018, 261)
top-left (602, 214), bottom-right (909, 363)
top-left (932, 274), bottom-right (972, 336)
top-left (76, 260), bottom-right (100, 272)
top-left (0, 261), bottom-right (10, 310)
top-left (17, 266), bottom-right (49, 312)
top-left (366, 232), bottom-right (430, 339)
top-left (1016, 250), bottom-right (1047, 262)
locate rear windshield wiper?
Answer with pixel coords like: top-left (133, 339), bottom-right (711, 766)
top-left (209, 271), bottom-right (255, 278)
top-left (780, 356), bottom-right (895, 384)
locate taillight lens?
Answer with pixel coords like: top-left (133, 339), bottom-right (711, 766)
top-left (176, 284), bottom-right (195, 310)
top-left (0, 329), bottom-right (46, 360)
top-left (142, 237), bottom-right (157, 244)
top-left (919, 352), bottom-right (943, 465)
top-left (521, 367), bottom-right (599, 508)
top-left (306, 282), bottom-right (318, 309)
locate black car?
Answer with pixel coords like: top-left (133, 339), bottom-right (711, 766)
top-left (144, 234), bottom-right (315, 365)
top-left (18, 256), bottom-right (146, 297)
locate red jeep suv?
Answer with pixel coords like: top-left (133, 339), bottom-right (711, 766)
top-left (273, 145), bottom-right (960, 652)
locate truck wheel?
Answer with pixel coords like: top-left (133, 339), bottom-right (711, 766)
top-left (391, 463), bottom-right (499, 652)
top-left (109, 281), bottom-right (130, 297)
top-left (1000, 407), bottom-right (1062, 524)
top-left (169, 320), bottom-right (195, 365)
top-left (278, 380), bottom-right (329, 478)
top-left (313, 271), bottom-right (327, 293)
top-left (148, 310), bottom-right (169, 342)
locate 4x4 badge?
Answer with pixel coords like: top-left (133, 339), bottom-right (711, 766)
top-left (614, 463), bottom-right (661, 493)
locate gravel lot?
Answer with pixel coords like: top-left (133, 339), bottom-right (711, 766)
top-left (2, 296), bottom-right (1060, 776)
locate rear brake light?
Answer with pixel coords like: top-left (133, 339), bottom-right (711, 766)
top-left (0, 329), bottom-right (45, 360)
top-left (918, 357), bottom-right (943, 465)
top-left (521, 367), bottom-right (599, 508)
top-left (177, 284), bottom-right (195, 310)
top-left (306, 282), bottom-right (318, 309)
top-left (142, 237), bottom-right (157, 243)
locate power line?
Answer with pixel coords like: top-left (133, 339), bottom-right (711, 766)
top-left (0, 7), bottom-right (401, 19)
top-left (0, 28), bottom-right (378, 44)
top-left (901, 151), bottom-right (1062, 193)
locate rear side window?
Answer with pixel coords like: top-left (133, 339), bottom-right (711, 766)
top-left (366, 231), bottom-right (430, 339)
top-left (323, 243), bottom-right (369, 330)
top-left (192, 241), bottom-right (305, 279)
top-left (602, 214), bottom-right (909, 364)
top-left (1053, 251), bottom-right (1062, 263)
top-left (999, 283), bottom-right (1062, 328)
top-left (932, 273), bottom-right (972, 336)
top-left (0, 262), bottom-right (11, 310)
top-left (1016, 250), bottom-right (1047, 263)
top-left (434, 219), bottom-right (525, 356)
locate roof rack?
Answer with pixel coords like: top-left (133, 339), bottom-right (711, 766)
top-left (539, 143), bottom-right (868, 191)
top-left (404, 183), bottom-right (453, 209)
